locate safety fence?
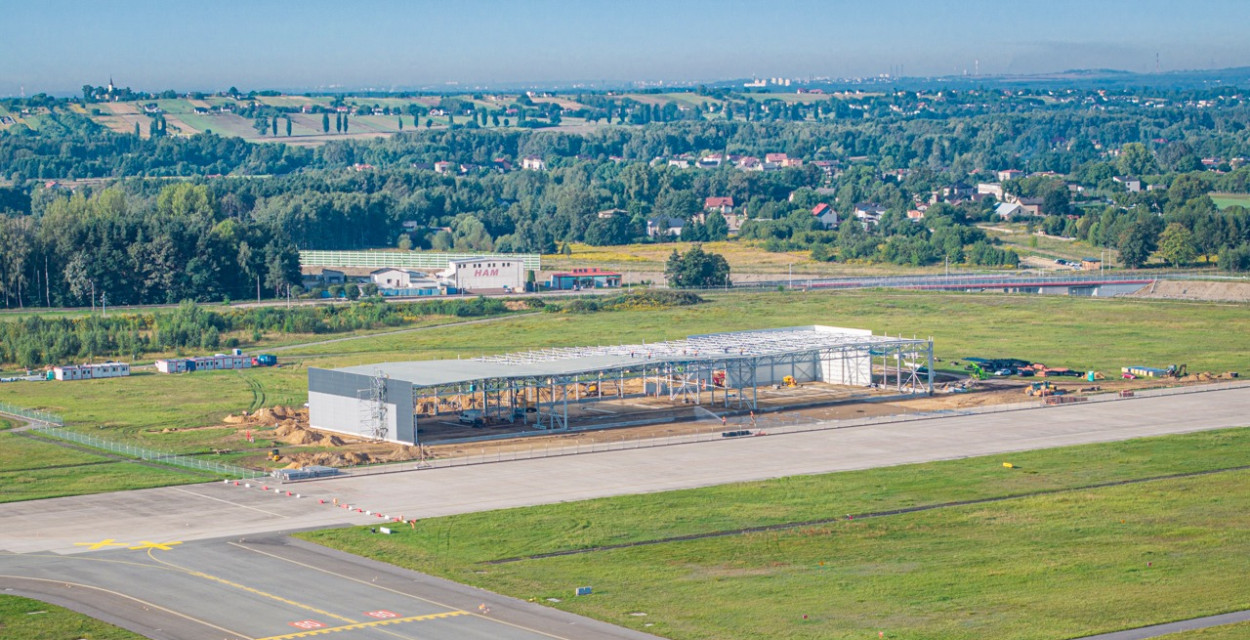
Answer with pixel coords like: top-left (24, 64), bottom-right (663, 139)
top-left (312, 379), bottom-right (1250, 481)
top-left (29, 424), bottom-right (266, 480)
top-left (0, 401), bottom-right (64, 426)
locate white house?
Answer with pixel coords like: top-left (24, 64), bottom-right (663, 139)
top-left (977, 183), bottom-right (1004, 199)
top-left (521, 156), bottom-right (546, 171)
top-left (646, 216), bottom-right (685, 238)
top-left (370, 268), bottom-right (439, 290)
top-left (852, 203), bottom-right (887, 227)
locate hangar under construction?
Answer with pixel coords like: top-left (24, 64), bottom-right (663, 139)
top-left (307, 325), bottom-right (934, 445)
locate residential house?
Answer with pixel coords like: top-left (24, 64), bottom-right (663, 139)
top-left (853, 203), bottom-right (887, 227)
top-left (995, 202), bottom-right (1026, 219)
top-left (667, 158), bottom-right (691, 169)
top-left (725, 214), bottom-right (747, 236)
top-left (997, 169), bottom-right (1025, 182)
top-left (646, 216), bottom-right (685, 238)
top-left (977, 183), bottom-right (1004, 199)
top-left (704, 197), bottom-right (735, 215)
top-left (1080, 257), bottom-right (1103, 271)
top-left (1112, 176), bottom-right (1142, 192)
top-left (433, 161), bottom-right (453, 174)
top-left (597, 208), bottom-right (627, 219)
top-left (697, 153), bottom-right (724, 168)
top-left (521, 156), bottom-right (547, 171)
top-left (906, 209), bottom-right (926, 222)
top-left (811, 203), bottom-right (839, 229)
top-left (736, 156), bottom-right (762, 171)
top-left (1017, 197), bottom-right (1043, 216)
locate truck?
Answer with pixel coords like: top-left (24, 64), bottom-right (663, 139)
top-left (252, 354), bottom-right (278, 367)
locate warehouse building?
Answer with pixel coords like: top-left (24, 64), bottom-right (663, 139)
top-left (307, 326), bottom-right (933, 445)
top-left (439, 257), bottom-right (526, 293)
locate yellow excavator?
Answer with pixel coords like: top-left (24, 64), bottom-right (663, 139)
top-left (781, 375), bottom-right (799, 388)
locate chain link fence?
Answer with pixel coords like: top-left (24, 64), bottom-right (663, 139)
top-left (0, 401), bottom-right (64, 426)
top-left (29, 424), bottom-right (265, 479)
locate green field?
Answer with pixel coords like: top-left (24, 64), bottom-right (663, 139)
top-left (0, 290), bottom-right (1247, 497)
top-left (0, 431), bottom-right (219, 502)
top-left (299, 427), bottom-right (1250, 640)
top-left (1210, 192), bottom-right (1250, 210)
top-left (0, 594), bottom-right (145, 640)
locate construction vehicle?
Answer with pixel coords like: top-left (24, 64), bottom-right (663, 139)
top-left (1166, 364), bottom-right (1187, 378)
top-left (269, 448), bottom-right (281, 462)
top-left (711, 371), bottom-right (727, 388)
top-left (967, 363), bottom-right (989, 380)
top-left (781, 375), bottom-right (799, 388)
top-left (1026, 381), bottom-right (1058, 397)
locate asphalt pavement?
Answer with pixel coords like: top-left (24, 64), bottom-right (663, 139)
top-left (2, 385), bottom-right (1249, 639)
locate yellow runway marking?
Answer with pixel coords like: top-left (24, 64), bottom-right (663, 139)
top-left (73, 538), bottom-right (127, 550)
top-left (146, 549), bottom-right (358, 624)
top-left (255, 611), bottom-right (468, 640)
top-left (231, 542), bottom-right (574, 640)
top-left (0, 574), bottom-right (253, 640)
top-left (129, 540), bottom-right (182, 551)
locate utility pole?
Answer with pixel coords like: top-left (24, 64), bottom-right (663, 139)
top-left (90, 280), bottom-right (96, 315)
top-left (788, 263), bottom-right (793, 289)
top-left (101, 292), bottom-right (107, 318)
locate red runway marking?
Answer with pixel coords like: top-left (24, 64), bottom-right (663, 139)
top-left (289, 619), bottom-right (326, 630)
top-left (365, 610), bottom-right (400, 619)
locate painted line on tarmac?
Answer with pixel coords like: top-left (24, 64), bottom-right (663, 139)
top-left (170, 486), bottom-right (290, 517)
top-left (145, 548), bottom-right (358, 624)
top-left (0, 574), bottom-right (253, 640)
top-left (230, 541), bottom-right (576, 640)
top-left (486, 463), bottom-right (1250, 564)
top-left (255, 610), bottom-right (467, 640)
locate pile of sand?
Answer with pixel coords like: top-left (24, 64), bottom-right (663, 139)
top-left (1129, 280), bottom-right (1250, 302)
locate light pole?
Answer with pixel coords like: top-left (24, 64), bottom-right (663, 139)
top-left (788, 263), bottom-right (793, 290)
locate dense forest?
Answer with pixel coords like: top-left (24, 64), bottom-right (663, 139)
top-left (5, 86), bottom-right (1250, 307)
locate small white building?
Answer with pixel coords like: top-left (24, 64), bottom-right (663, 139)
top-left (370, 268), bottom-right (441, 290)
top-left (440, 257), bottom-right (525, 292)
top-left (156, 354), bottom-right (251, 374)
top-left (521, 156), bottom-right (546, 171)
top-left (53, 362), bottom-right (130, 381)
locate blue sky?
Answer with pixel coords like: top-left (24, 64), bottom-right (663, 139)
top-left (3, 0), bottom-right (1250, 95)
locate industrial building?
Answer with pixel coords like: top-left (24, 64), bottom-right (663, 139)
top-left (548, 268), bottom-right (622, 290)
top-left (439, 257), bottom-right (526, 293)
top-left (307, 326), bottom-right (933, 445)
top-left (52, 362), bottom-right (131, 381)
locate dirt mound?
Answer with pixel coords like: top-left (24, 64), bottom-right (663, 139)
top-left (222, 414), bottom-right (247, 424)
top-left (1129, 279), bottom-right (1250, 302)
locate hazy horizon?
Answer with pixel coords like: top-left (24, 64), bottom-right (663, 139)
top-left (4, 0), bottom-right (1250, 96)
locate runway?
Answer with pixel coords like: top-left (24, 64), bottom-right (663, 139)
top-left (2, 385), bottom-right (1248, 639)
top-left (3, 535), bottom-right (657, 640)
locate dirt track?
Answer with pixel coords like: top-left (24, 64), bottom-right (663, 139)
top-left (1128, 279), bottom-right (1250, 302)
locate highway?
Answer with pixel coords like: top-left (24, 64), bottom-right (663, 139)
top-left (2, 385), bottom-right (1248, 639)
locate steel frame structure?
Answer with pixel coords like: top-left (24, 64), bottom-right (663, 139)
top-left (407, 327), bottom-right (934, 436)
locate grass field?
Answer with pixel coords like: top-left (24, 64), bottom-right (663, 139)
top-left (981, 224), bottom-right (1119, 265)
top-left (299, 427), bottom-right (1250, 640)
top-left (0, 289), bottom-right (1246, 494)
top-left (0, 431), bottom-right (218, 502)
top-left (544, 241), bottom-right (951, 276)
top-left (1210, 192), bottom-right (1250, 210)
top-left (0, 594), bottom-right (145, 640)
